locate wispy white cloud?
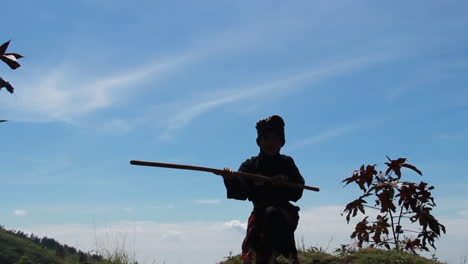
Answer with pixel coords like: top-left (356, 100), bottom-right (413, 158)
top-left (156, 54), bottom-right (390, 140)
top-left (386, 78), bottom-right (433, 102)
top-left (122, 208), bottom-right (134, 213)
top-left (0, 22), bottom-right (279, 125)
top-left (385, 59), bottom-right (468, 103)
top-left (438, 130), bottom-right (468, 141)
top-left (458, 210), bottom-right (468, 218)
top-left (149, 203), bottom-right (175, 209)
top-left (1, 56), bottom-right (191, 123)
top-left (158, 91), bottom-right (250, 140)
top-left (97, 118), bottom-right (135, 134)
top-left (13, 209), bottom-right (28, 216)
top-left (223, 220), bottom-right (247, 233)
top-left (289, 123), bottom-right (360, 151)
top-left (195, 199), bottom-right (221, 205)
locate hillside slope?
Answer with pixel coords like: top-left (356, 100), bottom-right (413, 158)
top-left (0, 225), bottom-right (105, 264)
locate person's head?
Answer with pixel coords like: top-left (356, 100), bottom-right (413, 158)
top-left (256, 115), bottom-right (285, 156)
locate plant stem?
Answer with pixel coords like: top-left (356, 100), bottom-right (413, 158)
top-left (363, 205), bottom-right (382, 211)
top-left (396, 206), bottom-right (404, 243)
top-left (401, 229), bottom-right (420, 233)
top-left (388, 210), bottom-right (398, 250)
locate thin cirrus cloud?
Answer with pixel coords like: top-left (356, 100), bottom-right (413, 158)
top-left (288, 123), bottom-right (362, 151)
top-left (13, 209), bottom-right (28, 216)
top-left (156, 53), bottom-right (391, 140)
top-left (438, 130), bottom-right (468, 141)
top-left (1, 55), bottom-right (193, 123)
top-left (195, 199), bottom-right (221, 205)
top-left (458, 210), bottom-right (468, 218)
top-left (0, 23), bottom-right (278, 125)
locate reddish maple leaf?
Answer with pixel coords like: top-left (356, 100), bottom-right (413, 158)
top-left (385, 156), bottom-right (422, 179)
top-left (343, 197), bottom-right (367, 223)
top-left (343, 164), bottom-right (376, 192)
top-left (0, 40), bottom-right (23, 70)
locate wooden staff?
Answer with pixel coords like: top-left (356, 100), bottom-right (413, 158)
top-left (130, 160), bottom-right (320, 192)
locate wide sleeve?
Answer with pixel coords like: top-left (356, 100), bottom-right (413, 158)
top-left (223, 158), bottom-right (254, 201)
top-left (283, 156), bottom-right (305, 202)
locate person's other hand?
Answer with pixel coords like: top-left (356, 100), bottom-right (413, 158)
top-left (214, 167), bottom-right (236, 181)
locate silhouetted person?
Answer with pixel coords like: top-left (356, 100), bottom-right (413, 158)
top-left (217, 115), bottom-right (304, 264)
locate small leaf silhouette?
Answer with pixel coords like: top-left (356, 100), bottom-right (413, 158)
top-left (0, 40), bottom-right (10, 54)
top-left (385, 157), bottom-right (407, 178)
top-left (385, 156), bottom-right (421, 179)
top-left (0, 40), bottom-right (23, 70)
top-left (401, 163), bottom-right (422, 175)
top-left (343, 197), bottom-right (367, 223)
top-left (343, 164), bottom-right (376, 192)
top-left (0, 77), bottom-right (14, 93)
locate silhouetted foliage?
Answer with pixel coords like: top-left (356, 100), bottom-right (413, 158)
top-left (0, 77), bottom-right (14, 94)
top-left (0, 40), bottom-right (22, 94)
top-left (342, 156), bottom-right (445, 254)
top-left (0, 40), bottom-right (23, 122)
top-left (0, 41), bottom-right (23, 70)
top-left (0, 225), bottom-right (107, 264)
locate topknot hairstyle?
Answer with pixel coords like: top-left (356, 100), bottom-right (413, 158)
top-left (256, 115), bottom-right (285, 147)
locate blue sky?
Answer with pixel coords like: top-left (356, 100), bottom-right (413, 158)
top-left (1, 1), bottom-right (468, 263)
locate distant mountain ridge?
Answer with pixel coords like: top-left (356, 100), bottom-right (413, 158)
top-left (0, 225), bottom-right (104, 264)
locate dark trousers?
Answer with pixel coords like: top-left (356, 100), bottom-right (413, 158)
top-left (242, 203), bottom-right (299, 264)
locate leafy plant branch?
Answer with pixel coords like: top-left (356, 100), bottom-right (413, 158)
top-left (1, 40), bottom-right (23, 122)
top-left (342, 156), bottom-right (445, 254)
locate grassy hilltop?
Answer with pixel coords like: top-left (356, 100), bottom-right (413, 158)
top-left (0, 225), bottom-right (136, 264)
top-left (219, 247), bottom-right (444, 264)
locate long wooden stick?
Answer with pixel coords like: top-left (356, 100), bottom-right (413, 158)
top-left (130, 160), bottom-right (320, 192)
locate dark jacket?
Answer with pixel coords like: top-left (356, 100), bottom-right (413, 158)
top-left (224, 152), bottom-right (304, 204)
